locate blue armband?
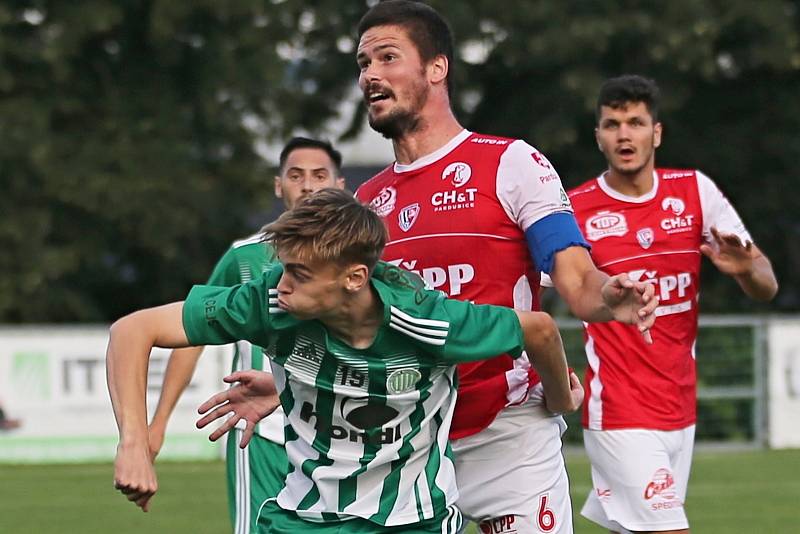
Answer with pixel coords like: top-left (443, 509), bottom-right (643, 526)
top-left (525, 212), bottom-right (590, 274)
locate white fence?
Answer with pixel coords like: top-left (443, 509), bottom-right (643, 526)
top-left (0, 316), bottom-right (798, 462)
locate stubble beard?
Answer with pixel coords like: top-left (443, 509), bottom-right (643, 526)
top-left (367, 78), bottom-right (429, 140)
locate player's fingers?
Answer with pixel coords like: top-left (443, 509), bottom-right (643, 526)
top-left (196, 402), bottom-right (233, 429)
top-left (239, 421), bottom-right (255, 449)
top-left (710, 226), bottom-right (722, 242)
top-left (699, 244), bottom-right (714, 258)
top-left (198, 391), bottom-right (232, 416)
top-left (208, 413), bottom-right (241, 442)
top-left (223, 371), bottom-right (246, 384)
top-left (640, 327), bottom-right (653, 345)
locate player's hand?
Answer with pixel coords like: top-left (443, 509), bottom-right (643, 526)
top-left (113, 442), bottom-right (158, 512)
top-left (544, 371), bottom-right (584, 415)
top-left (147, 424), bottom-right (165, 462)
top-left (700, 226), bottom-right (754, 277)
top-left (196, 370), bottom-right (280, 449)
top-left (601, 273), bottom-right (658, 344)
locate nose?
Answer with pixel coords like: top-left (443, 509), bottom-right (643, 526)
top-left (276, 273), bottom-right (292, 295)
top-left (301, 174), bottom-right (314, 193)
top-left (617, 123), bottom-right (632, 140)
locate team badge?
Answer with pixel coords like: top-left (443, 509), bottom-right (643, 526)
top-left (398, 203), bottom-right (420, 232)
top-left (370, 186), bottom-right (397, 217)
top-left (636, 228), bottom-right (654, 249)
top-left (441, 162), bottom-right (472, 188)
top-left (661, 197), bottom-right (685, 215)
top-left (585, 211), bottom-right (628, 241)
top-left (386, 368), bottom-right (422, 395)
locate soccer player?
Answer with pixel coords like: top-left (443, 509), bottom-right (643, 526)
top-left (543, 74), bottom-right (778, 534)
top-left (106, 188), bottom-right (582, 533)
top-left (146, 137), bottom-right (345, 533)
top-left (353, 2), bottom-right (658, 533)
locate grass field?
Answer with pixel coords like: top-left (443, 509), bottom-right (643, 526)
top-left (1, 449), bottom-right (798, 533)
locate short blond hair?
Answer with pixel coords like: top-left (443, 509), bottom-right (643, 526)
top-left (262, 188), bottom-right (387, 271)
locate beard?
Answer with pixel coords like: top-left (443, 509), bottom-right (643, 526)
top-left (366, 77), bottom-right (429, 139)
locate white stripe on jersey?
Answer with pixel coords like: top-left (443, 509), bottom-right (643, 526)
top-left (235, 429), bottom-right (251, 534)
top-left (268, 289), bottom-right (286, 314)
top-left (389, 322), bottom-right (447, 346)
top-left (585, 336), bottom-right (604, 430)
top-left (390, 306), bottom-right (450, 329)
top-left (597, 249), bottom-right (700, 269)
top-left (390, 317), bottom-right (449, 338)
top-left (387, 233), bottom-right (514, 247)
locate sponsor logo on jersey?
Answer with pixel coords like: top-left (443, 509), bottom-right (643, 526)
top-left (628, 269), bottom-right (694, 311)
top-left (398, 203), bottom-right (420, 232)
top-left (370, 186), bottom-right (397, 217)
top-left (636, 227), bottom-right (655, 249)
top-left (661, 197), bottom-right (686, 215)
top-left (386, 368), bottom-right (422, 394)
top-left (300, 399), bottom-right (402, 444)
top-left (388, 259), bottom-right (475, 296)
top-left (662, 170), bottom-right (694, 180)
top-left (585, 211), bottom-right (627, 241)
top-left (471, 137), bottom-right (509, 145)
top-left (479, 515), bottom-right (517, 534)
top-left (559, 186), bottom-right (572, 208)
top-left (531, 150), bottom-right (552, 170)
top-left (442, 162), bottom-right (472, 187)
top-left (431, 187), bottom-right (478, 212)
top-left (644, 468), bottom-right (677, 500)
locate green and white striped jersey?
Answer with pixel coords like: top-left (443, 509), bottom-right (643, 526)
top-left (183, 262), bottom-right (524, 527)
top-left (206, 232), bottom-right (283, 443)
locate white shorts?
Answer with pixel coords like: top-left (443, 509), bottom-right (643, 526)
top-left (581, 426), bottom-right (695, 533)
top-left (452, 391), bottom-right (573, 534)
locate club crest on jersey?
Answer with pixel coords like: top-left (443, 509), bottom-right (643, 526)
top-left (661, 197), bottom-right (685, 215)
top-left (636, 227), bottom-right (655, 249)
top-left (441, 162), bottom-right (472, 188)
top-left (370, 186), bottom-right (397, 217)
top-left (386, 368), bottom-right (422, 394)
top-left (398, 203), bottom-right (420, 232)
top-left (585, 211), bottom-right (628, 241)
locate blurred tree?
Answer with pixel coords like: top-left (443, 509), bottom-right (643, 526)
top-left (1, 0), bottom-right (797, 322)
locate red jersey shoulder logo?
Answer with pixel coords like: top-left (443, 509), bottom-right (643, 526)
top-left (442, 162), bottom-right (472, 188)
top-left (370, 186), bottom-right (397, 217)
top-left (398, 203), bottom-right (420, 232)
top-left (586, 211), bottom-right (628, 241)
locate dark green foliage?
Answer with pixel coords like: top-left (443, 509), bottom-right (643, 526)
top-left (1, 1), bottom-right (798, 321)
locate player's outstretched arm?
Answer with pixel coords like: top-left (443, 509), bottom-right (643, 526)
top-left (106, 302), bottom-right (190, 512)
top-left (700, 227), bottom-right (778, 301)
top-left (550, 246), bottom-right (658, 343)
top-left (148, 346), bottom-right (205, 461)
top-left (196, 370), bottom-right (280, 449)
top-left (515, 311), bottom-right (583, 414)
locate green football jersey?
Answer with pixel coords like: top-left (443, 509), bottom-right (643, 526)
top-left (183, 262), bottom-right (524, 527)
top-left (207, 232), bottom-right (283, 444)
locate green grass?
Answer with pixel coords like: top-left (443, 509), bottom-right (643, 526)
top-left (1, 449), bottom-right (797, 533)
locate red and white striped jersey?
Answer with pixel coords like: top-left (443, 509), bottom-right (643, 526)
top-left (356, 130), bottom-right (574, 439)
top-left (567, 168), bottom-right (751, 430)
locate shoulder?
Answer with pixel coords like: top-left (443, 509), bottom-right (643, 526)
top-left (355, 164), bottom-right (396, 200)
top-left (231, 231), bottom-right (264, 249)
top-left (568, 177), bottom-right (601, 199)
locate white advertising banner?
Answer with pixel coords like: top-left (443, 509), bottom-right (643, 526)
top-left (767, 319), bottom-right (800, 449)
top-left (0, 326), bottom-right (232, 462)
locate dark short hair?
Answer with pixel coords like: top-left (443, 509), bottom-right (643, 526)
top-left (596, 75), bottom-right (661, 123)
top-left (358, 0), bottom-right (455, 99)
top-left (278, 137), bottom-right (343, 174)
top-left (262, 188), bottom-right (387, 272)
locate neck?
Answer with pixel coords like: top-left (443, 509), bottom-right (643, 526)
top-left (392, 104), bottom-right (463, 165)
top-left (604, 164), bottom-right (656, 197)
top-left (322, 285), bottom-right (383, 349)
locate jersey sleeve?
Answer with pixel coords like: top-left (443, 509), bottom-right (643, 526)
top-left (182, 272), bottom-right (276, 348)
top-left (497, 140), bottom-right (589, 274)
top-left (697, 171), bottom-right (752, 245)
top-left (205, 246), bottom-right (241, 286)
top-left (436, 295), bottom-right (524, 363)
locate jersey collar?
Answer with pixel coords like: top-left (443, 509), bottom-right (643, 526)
top-left (597, 170), bottom-right (659, 203)
top-left (393, 129), bottom-right (472, 174)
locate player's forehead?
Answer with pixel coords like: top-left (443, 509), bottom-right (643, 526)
top-left (598, 101), bottom-right (653, 121)
top-left (281, 147), bottom-right (336, 174)
top-left (357, 24), bottom-right (415, 59)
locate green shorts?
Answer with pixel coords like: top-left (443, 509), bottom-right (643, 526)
top-left (226, 431), bottom-right (290, 534)
top-left (256, 500), bottom-right (462, 533)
